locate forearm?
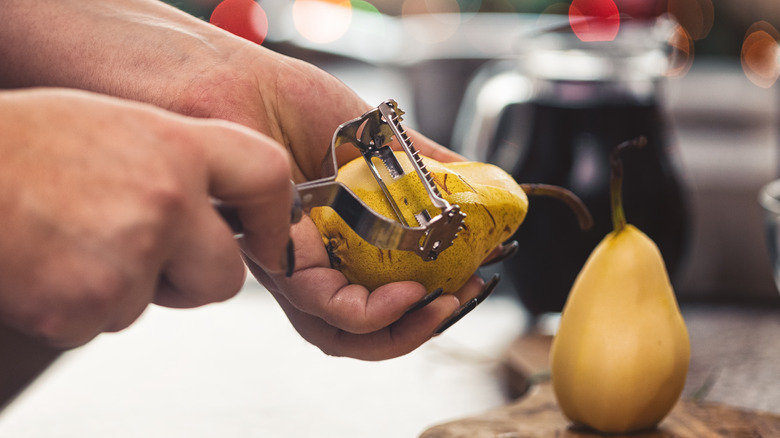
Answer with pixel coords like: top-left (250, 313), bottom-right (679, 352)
top-left (0, 0), bottom-right (450, 179)
top-left (0, 0), bottom-right (261, 116)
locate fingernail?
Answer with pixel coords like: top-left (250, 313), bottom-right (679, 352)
top-left (475, 273), bottom-right (500, 306)
top-left (480, 240), bottom-right (519, 267)
top-left (434, 274), bottom-right (500, 335)
top-left (434, 298), bottom-right (478, 335)
top-left (285, 238), bottom-right (295, 278)
top-left (405, 288), bottom-right (443, 314)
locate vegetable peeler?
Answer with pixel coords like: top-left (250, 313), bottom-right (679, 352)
top-left (220, 100), bottom-right (466, 262)
top-left (293, 99), bottom-right (466, 261)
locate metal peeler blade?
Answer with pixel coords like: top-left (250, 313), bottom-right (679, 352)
top-left (293, 99), bottom-right (466, 262)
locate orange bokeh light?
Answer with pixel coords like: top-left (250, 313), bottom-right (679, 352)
top-left (667, 0), bottom-right (714, 41)
top-left (666, 23), bottom-right (694, 77)
top-left (292, 0), bottom-right (353, 44)
top-left (741, 22), bottom-right (780, 89)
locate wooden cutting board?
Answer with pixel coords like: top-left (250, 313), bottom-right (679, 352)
top-left (420, 334), bottom-right (780, 438)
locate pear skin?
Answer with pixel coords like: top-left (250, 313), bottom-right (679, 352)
top-left (550, 225), bottom-right (690, 433)
top-left (310, 151), bottom-right (528, 293)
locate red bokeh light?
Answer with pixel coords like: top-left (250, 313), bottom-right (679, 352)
top-left (569, 0), bottom-right (621, 42)
top-left (210, 0), bottom-right (268, 45)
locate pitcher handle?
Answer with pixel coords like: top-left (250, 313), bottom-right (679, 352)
top-left (450, 58), bottom-right (533, 165)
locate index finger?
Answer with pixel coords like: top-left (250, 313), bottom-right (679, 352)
top-left (195, 118), bottom-right (294, 273)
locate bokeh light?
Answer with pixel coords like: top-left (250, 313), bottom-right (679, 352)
top-left (351, 0), bottom-right (381, 15)
top-left (292, 0), bottom-right (353, 44)
top-left (741, 21), bottom-right (780, 89)
top-left (401, 0), bottom-right (463, 45)
top-left (345, 0), bottom-right (393, 62)
top-left (666, 22), bottom-right (694, 77)
top-left (209, 0), bottom-right (268, 44)
top-left (568, 0), bottom-right (621, 42)
top-left (666, 0), bottom-right (714, 41)
top-left (349, 0), bottom-right (384, 34)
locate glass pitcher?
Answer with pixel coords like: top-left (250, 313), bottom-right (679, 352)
top-left (451, 15), bottom-right (690, 318)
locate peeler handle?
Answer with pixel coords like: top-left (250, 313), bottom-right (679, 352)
top-left (213, 181), bottom-right (303, 237)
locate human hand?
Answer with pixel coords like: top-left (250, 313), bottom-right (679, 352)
top-left (0, 88), bottom-right (293, 348)
top-left (245, 214), bottom-right (498, 361)
top-left (181, 42), bottom-right (503, 358)
top-left (0, 0), bottom-right (499, 358)
top-left (181, 26), bottom-right (499, 360)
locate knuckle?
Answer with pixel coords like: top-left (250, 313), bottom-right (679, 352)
top-left (144, 178), bottom-right (189, 220)
top-left (85, 268), bottom-right (129, 311)
top-left (251, 134), bottom-right (290, 176)
top-left (265, 145), bottom-right (292, 178)
top-left (250, 145), bottom-right (292, 197)
top-left (26, 269), bottom-right (130, 346)
top-left (325, 312), bottom-right (377, 337)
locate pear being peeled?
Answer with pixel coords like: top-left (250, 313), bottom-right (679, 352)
top-left (549, 138), bottom-right (690, 434)
top-left (309, 151), bottom-right (528, 293)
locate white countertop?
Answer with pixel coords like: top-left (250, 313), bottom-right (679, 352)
top-left (0, 276), bottom-right (528, 438)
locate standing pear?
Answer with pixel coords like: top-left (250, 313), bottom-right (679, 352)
top-left (549, 137), bottom-right (690, 434)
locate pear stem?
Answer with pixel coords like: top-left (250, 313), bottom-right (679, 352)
top-left (609, 136), bottom-right (647, 233)
top-left (519, 183), bottom-right (593, 230)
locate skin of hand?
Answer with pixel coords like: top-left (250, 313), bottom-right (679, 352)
top-left (197, 51), bottom-right (488, 361)
top-left (0, 88), bottom-right (293, 348)
top-left (0, 0), bottom-right (488, 359)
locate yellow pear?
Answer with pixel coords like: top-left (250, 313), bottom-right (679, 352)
top-left (549, 138), bottom-right (690, 434)
top-left (309, 151), bottom-right (528, 293)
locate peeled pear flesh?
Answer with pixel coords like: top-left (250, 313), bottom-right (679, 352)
top-left (549, 137), bottom-right (690, 434)
top-left (309, 151), bottom-right (528, 293)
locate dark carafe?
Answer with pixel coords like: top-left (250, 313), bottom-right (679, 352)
top-left (451, 16), bottom-right (691, 319)
top-left (496, 98), bottom-right (688, 316)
